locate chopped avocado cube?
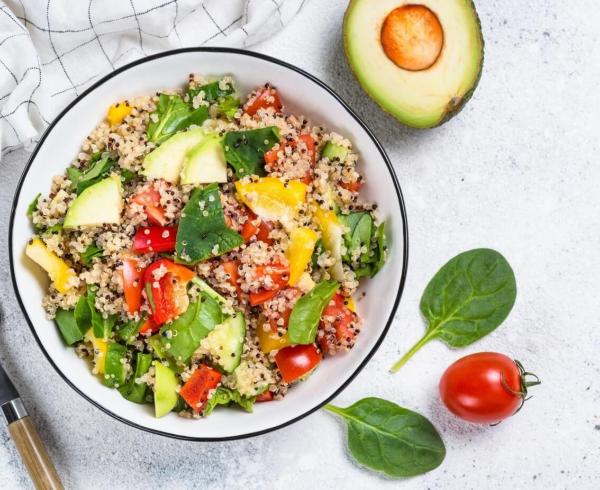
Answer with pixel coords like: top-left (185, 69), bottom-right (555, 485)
top-left (321, 141), bottom-right (348, 161)
top-left (63, 175), bottom-right (123, 228)
top-left (180, 133), bottom-right (228, 184)
top-left (153, 361), bottom-right (179, 418)
top-left (118, 352), bottom-right (152, 403)
top-left (201, 313), bottom-right (246, 373)
top-left (103, 343), bottom-right (128, 388)
top-left (141, 128), bottom-right (205, 183)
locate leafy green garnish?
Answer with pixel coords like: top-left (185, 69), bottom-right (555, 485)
top-left (145, 282), bottom-right (156, 314)
top-left (288, 280), bottom-right (339, 345)
top-left (160, 294), bottom-right (222, 364)
top-left (118, 352), bottom-right (152, 403)
top-left (202, 387), bottom-right (255, 416)
top-left (68, 153), bottom-right (115, 195)
top-left (325, 398), bottom-right (445, 477)
top-left (80, 243), bottom-right (103, 266)
top-left (222, 127), bottom-right (280, 178)
top-left (42, 224), bottom-right (63, 236)
top-left (27, 193), bottom-right (41, 219)
top-left (217, 96), bottom-right (241, 119)
top-left (175, 184), bottom-right (243, 264)
top-left (54, 308), bottom-right (87, 345)
top-left (339, 212), bottom-right (386, 278)
top-left (188, 80), bottom-right (235, 103)
top-left (120, 169), bottom-right (137, 184)
top-left (390, 248), bottom-right (517, 372)
top-left (85, 287), bottom-right (115, 340)
top-left (147, 93), bottom-right (209, 145)
top-left (116, 318), bottom-right (144, 345)
top-left (74, 294), bottom-right (92, 333)
top-left (103, 343), bottom-right (129, 388)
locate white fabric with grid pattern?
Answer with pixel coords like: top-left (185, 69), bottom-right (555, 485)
top-left (0, 0), bottom-right (308, 156)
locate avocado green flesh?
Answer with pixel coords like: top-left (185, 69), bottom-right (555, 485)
top-left (322, 142), bottom-right (348, 161)
top-left (142, 128), bottom-right (205, 183)
top-left (63, 175), bottom-right (123, 228)
top-left (180, 133), bottom-right (228, 184)
top-left (344, 0), bottom-right (484, 128)
top-left (202, 314), bottom-right (246, 373)
top-left (153, 361), bottom-right (179, 418)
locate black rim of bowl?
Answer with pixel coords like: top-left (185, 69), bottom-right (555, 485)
top-left (9, 47), bottom-right (409, 441)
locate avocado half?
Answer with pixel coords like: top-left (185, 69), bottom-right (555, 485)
top-left (343, 0), bottom-right (484, 128)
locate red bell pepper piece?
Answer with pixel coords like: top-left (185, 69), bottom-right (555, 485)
top-left (179, 364), bottom-right (222, 412)
top-left (248, 262), bottom-right (289, 306)
top-left (244, 84), bottom-right (282, 116)
top-left (139, 317), bottom-right (159, 335)
top-left (120, 258), bottom-right (144, 313)
top-left (132, 226), bottom-right (177, 254)
top-left (256, 390), bottom-right (274, 402)
top-left (222, 260), bottom-right (242, 296)
top-left (131, 187), bottom-right (167, 226)
top-left (241, 208), bottom-right (273, 245)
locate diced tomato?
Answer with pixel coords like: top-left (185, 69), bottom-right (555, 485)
top-left (256, 390), bottom-right (274, 402)
top-left (264, 146), bottom-right (279, 169)
top-left (132, 226), bottom-right (177, 254)
top-left (298, 134), bottom-right (316, 165)
top-left (248, 262), bottom-right (290, 306)
top-left (275, 344), bottom-right (321, 383)
top-left (120, 258), bottom-right (144, 313)
top-left (318, 294), bottom-right (359, 355)
top-left (139, 317), bottom-right (159, 335)
top-left (244, 84), bottom-right (283, 116)
top-left (222, 260), bottom-right (242, 295)
top-left (263, 134), bottom-right (315, 183)
top-left (241, 208), bottom-right (273, 245)
top-left (340, 180), bottom-right (363, 193)
top-left (179, 364), bottom-right (222, 413)
top-left (265, 288), bottom-right (301, 332)
top-left (131, 187), bottom-right (166, 226)
top-left (143, 259), bottom-right (194, 325)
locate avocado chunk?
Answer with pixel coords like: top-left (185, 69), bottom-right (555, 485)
top-left (322, 141), bottom-right (348, 162)
top-left (141, 127), bottom-right (205, 183)
top-left (63, 175), bottom-right (123, 228)
top-left (180, 133), bottom-right (228, 184)
top-left (201, 313), bottom-right (246, 373)
top-left (344, 0), bottom-right (484, 128)
top-left (153, 361), bottom-right (179, 418)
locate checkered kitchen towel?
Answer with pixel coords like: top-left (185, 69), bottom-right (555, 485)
top-left (0, 0), bottom-right (309, 157)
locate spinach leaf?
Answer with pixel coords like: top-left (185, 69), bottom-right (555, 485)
top-left (118, 352), bottom-right (152, 403)
top-left (74, 294), bottom-right (92, 332)
top-left (217, 96), bottom-right (241, 119)
top-left (145, 282), bottom-right (156, 313)
top-left (120, 169), bottom-right (137, 184)
top-left (42, 223), bottom-right (63, 236)
top-left (87, 287), bottom-right (115, 340)
top-left (147, 93), bottom-right (209, 145)
top-left (370, 222), bottom-right (387, 277)
top-left (202, 387), bottom-right (255, 416)
top-left (188, 80), bottom-right (234, 103)
top-left (339, 212), bottom-right (387, 278)
top-left (325, 398), bottom-right (445, 478)
top-left (175, 184), bottom-right (243, 264)
top-left (76, 154), bottom-right (115, 194)
top-left (288, 280), bottom-right (339, 345)
top-left (391, 248), bottom-right (516, 372)
top-left (27, 193), bottom-right (41, 219)
top-left (116, 318), bottom-right (144, 344)
top-left (223, 127), bottom-right (280, 178)
top-left (55, 308), bottom-right (87, 345)
top-left (160, 294), bottom-right (222, 363)
top-left (80, 243), bottom-right (103, 266)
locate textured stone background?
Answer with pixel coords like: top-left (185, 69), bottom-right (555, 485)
top-left (1, 0), bottom-right (599, 488)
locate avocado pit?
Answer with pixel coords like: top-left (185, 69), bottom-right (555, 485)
top-left (380, 4), bottom-right (443, 71)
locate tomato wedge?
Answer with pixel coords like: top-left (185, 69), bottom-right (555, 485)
top-left (241, 208), bottom-right (273, 245)
top-left (222, 260), bottom-right (242, 296)
top-left (248, 262), bottom-right (290, 306)
top-left (132, 226), bottom-right (177, 254)
top-left (120, 258), bottom-right (144, 313)
top-left (340, 180), bottom-right (363, 193)
top-left (131, 187), bottom-right (166, 226)
top-left (275, 344), bottom-right (321, 383)
top-left (179, 364), bottom-right (222, 413)
top-left (244, 84), bottom-right (282, 116)
top-left (256, 390), bottom-right (274, 402)
top-left (318, 294), bottom-right (359, 355)
top-left (143, 259), bottom-right (194, 325)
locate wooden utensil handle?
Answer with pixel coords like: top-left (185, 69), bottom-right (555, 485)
top-left (8, 416), bottom-right (64, 490)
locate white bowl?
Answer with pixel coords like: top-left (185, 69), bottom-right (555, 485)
top-left (9, 48), bottom-right (408, 440)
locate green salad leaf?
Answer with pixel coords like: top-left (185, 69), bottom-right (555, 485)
top-left (188, 80), bottom-right (235, 103)
top-left (80, 243), bottom-right (103, 266)
top-left (175, 184), bottom-right (243, 264)
top-left (217, 96), bottom-right (241, 119)
top-left (54, 308), bottom-right (87, 345)
top-left (85, 287), bottom-right (115, 340)
top-left (223, 127), bottom-right (280, 178)
top-left (391, 248), bottom-right (517, 372)
top-left (103, 343), bottom-right (128, 388)
top-left (202, 387), bottom-right (255, 416)
top-left (116, 318), bottom-right (144, 345)
top-left (339, 212), bottom-right (386, 278)
top-left (27, 193), bottom-right (41, 219)
top-left (325, 398), bottom-right (446, 478)
top-left (118, 352), bottom-right (152, 403)
top-left (147, 93), bottom-right (209, 145)
top-left (288, 280), bottom-right (339, 345)
top-left (68, 153), bottom-right (115, 195)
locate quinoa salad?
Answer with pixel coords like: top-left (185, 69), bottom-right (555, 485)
top-left (24, 75), bottom-right (388, 419)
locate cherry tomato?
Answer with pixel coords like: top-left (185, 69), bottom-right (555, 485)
top-left (318, 294), bottom-right (359, 356)
top-left (131, 186), bottom-right (166, 226)
top-left (439, 352), bottom-right (541, 424)
top-left (120, 258), bottom-right (144, 313)
top-left (244, 84), bottom-right (282, 116)
top-left (256, 390), bottom-right (274, 402)
top-left (275, 344), bottom-right (321, 383)
top-left (179, 364), bottom-right (222, 412)
top-left (132, 226), bottom-right (177, 254)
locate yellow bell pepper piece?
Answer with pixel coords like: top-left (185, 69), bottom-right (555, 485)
top-left (314, 207), bottom-right (345, 281)
top-left (25, 237), bottom-right (76, 293)
top-left (106, 102), bottom-right (132, 126)
top-left (257, 324), bottom-right (292, 353)
top-left (235, 177), bottom-right (307, 227)
top-left (286, 227), bottom-right (318, 286)
top-left (346, 296), bottom-right (356, 312)
top-left (85, 329), bottom-right (108, 374)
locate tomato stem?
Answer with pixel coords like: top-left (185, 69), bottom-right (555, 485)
top-left (390, 331), bottom-right (436, 373)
